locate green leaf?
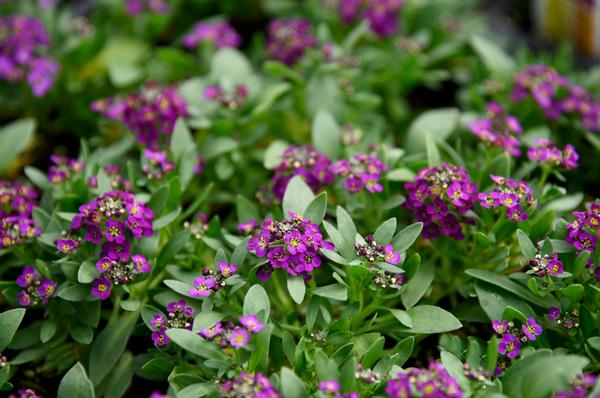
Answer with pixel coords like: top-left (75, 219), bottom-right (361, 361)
top-left (588, 337), bottom-right (600, 351)
top-left (104, 352), bottom-right (133, 398)
top-left (287, 276), bottom-right (306, 304)
top-left (545, 193), bottom-right (583, 212)
top-left (373, 218), bottom-right (397, 245)
top-left (243, 285), bottom-right (270, 323)
top-left (40, 319), bottom-right (57, 343)
top-left (163, 280), bottom-right (195, 298)
top-left (401, 305), bottom-right (462, 334)
top-left (282, 175), bottom-right (315, 217)
top-left (57, 362), bottom-right (94, 398)
top-left (252, 82), bottom-right (291, 116)
top-left (154, 230), bottom-right (190, 275)
top-left (210, 48), bottom-right (253, 84)
top-left (236, 195), bottom-right (259, 223)
top-left (263, 140), bottom-right (288, 170)
top-left (0, 309), bottom-right (26, 352)
top-left (406, 109), bottom-right (459, 153)
top-left (474, 281), bottom-right (535, 321)
top-left (304, 192), bottom-right (327, 225)
top-left (426, 134), bottom-right (441, 167)
top-left (78, 261), bottom-right (98, 284)
top-left (386, 168), bottom-right (415, 182)
top-left (389, 309), bottom-right (413, 328)
top-left (503, 351), bottom-right (588, 398)
top-left (70, 324), bottom-right (94, 344)
top-left (516, 229), bottom-right (536, 261)
top-left (470, 35), bottom-right (516, 77)
top-left (312, 284), bottom-right (348, 301)
top-left (170, 118), bottom-right (194, 163)
top-left (166, 329), bottom-right (228, 361)
top-left (562, 284), bottom-right (584, 303)
top-left (24, 166), bottom-right (49, 189)
top-left (280, 367), bottom-right (307, 398)
top-left (193, 312), bottom-right (225, 332)
top-left (392, 222), bottom-right (423, 253)
top-left (89, 311), bottom-right (138, 385)
top-left (0, 118), bottom-right (35, 172)
top-left (401, 263), bottom-right (434, 309)
top-left (312, 110), bottom-right (341, 159)
top-left (466, 269), bottom-right (556, 308)
top-left (336, 206), bottom-right (357, 253)
top-left (391, 336), bottom-right (414, 367)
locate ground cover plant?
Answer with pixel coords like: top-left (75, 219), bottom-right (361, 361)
top-left (1, 0), bottom-right (600, 397)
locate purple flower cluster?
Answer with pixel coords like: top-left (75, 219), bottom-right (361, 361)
top-left (188, 262), bottom-right (238, 298)
top-left (220, 372), bottom-right (280, 398)
top-left (553, 373), bottom-right (598, 398)
top-left (199, 314), bottom-right (264, 348)
top-left (0, 181), bottom-right (40, 248)
top-left (183, 212), bottom-right (210, 240)
top-left (237, 219), bottom-right (258, 235)
top-left (548, 306), bottom-right (579, 330)
top-left (385, 360), bottom-right (463, 398)
top-left (203, 84), bottom-right (248, 110)
top-left (125, 0), bottom-right (168, 16)
top-left (150, 300), bottom-right (194, 346)
top-left (247, 212), bottom-right (332, 280)
top-left (339, 0), bottom-right (405, 37)
top-left (319, 380), bottom-right (358, 398)
top-left (0, 16), bottom-right (59, 96)
top-left (142, 149), bottom-right (174, 180)
top-left (87, 164), bottom-right (133, 191)
top-left (267, 18), bottom-right (317, 65)
top-left (404, 163), bottom-right (478, 240)
top-left (183, 20), bottom-right (241, 49)
top-left (527, 139), bottom-right (579, 170)
top-left (16, 266), bottom-right (57, 306)
top-left (48, 155), bottom-right (84, 184)
top-left (8, 389), bottom-right (43, 398)
top-left (271, 145), bottom-right (334, 200)
top-left (527, 252), bottom-right (564, 277)
top-left (478, 175), bottom-right (534, 222)
top-left (91, 82), bottom-right (188, 148)
top-left (512, 65), bottom-right (600, 132)
top-left (492, 317), bottom-right (543, 359)
top-left (468, 102), bottom-right (522, 156)
top-left (355, 234), bottom-right (400, 264)
top-left (565, 201), bottom-right (600, 252)
top-left (334, 154), bottom-right (388, 193)
top-left (92, 254), bottom-right (150, 300)
top-left (64, 190), bottom-right (154, 257)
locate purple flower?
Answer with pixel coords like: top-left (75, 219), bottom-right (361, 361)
top-left (37, 280), bottom-right (57, 300)
top-left (183, 20), bottom-right (241, 49)
top-left (548, 307), bottom-right (560, 321)
top-left (228, 327), bottom-right (250, 347)
top-left (132, 254), bottom-right (151, 273)
top-left (91, 277), bottom-right (112, 300)
top-left (17, 291), bottom-right (31, 306)
top-left (96, 257), bottom-right (113, 273)
top-left (189, 277), bottom-right (216, 297)
top-left (339, 0), bottom-right (404, 37)
top-left (237, 219), bottom-right (258, 235)
top-left (468, 102), bottom-right (522, 156)
top-left (218, 262), bottom-right (237, 278)
top-left (285, 231), bottom-right (306, 255)
top-left (125, 0), bottom-right (169, 16)
top-left (270, 145), bottom-right (334, 201)
top-left (383, 244), bottom-right (400, 264)
top-left (492, 320), bottom-right (508, 334)
top-left (200, 322), bottom-right (223, 339)
top-left (498, 334), bottom-right (521, 359)
top-left (105, 219), bottom-right (126, 243)
top-left (521, 317), bottom-right (543, 341)
top-left (91, 82), bottom-right (188, 148)
top-left (385, 360), bottom-right (462, 398)
top-left (527, 139), bottom-right (579, 170)
top-left (319, 380), bottom-right (340, 394)
top-left (267, 18), bottom-right (317, 65)
top-left (104, 241), bottom-right (131, 262)
top-left (151, 329), bottom-right (170, 346)
top-left (220, 372), bottom-right (281, 397)
top-left (334, 154), bottom-right (388, 194)
top-left (16, 266), bottom-right (39, 288)
top-left (239, 315), bottom-right (264, 333)
top-left (151, 313), bottom-right (166, 329)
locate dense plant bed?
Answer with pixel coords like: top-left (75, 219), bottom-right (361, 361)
top-left (0, 0), bottom-right (600, 397)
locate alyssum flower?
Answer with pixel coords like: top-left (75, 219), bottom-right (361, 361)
top-left (16, 266), bottom-right (57, 306)
top-left (527, 139), bottom-right (579, 170)
top-left (0, 181), bottom-right (40, 248)
top-left (404, 163), bottom-right (477, 240)
top-left (220, 372), bottom-right (280, 398)
top-left (339, 0), bottom-right (405, 38)
top-left (548, 306), bottom-right (580, 330)
top-left (47, 155), bottom-right (84, 184)
top-left (527, 251), bottom-right (564, 277)
top-left (150, 300), bottom-right (194, 347)
top-left (468, 102), bottom-right (522, 156)
top-left (183, 20), bottom-right (241, 49)
top-left (266, 18), bottom-right (317, 65)
top-left (199, 315), bottom-right (264, 349)
top-left (188, 261), bottom-right (238, 298)
top-left (478, 175), bottom-right (534, 222)
top-left (565, 200), bottom-right (600, 253)
top-left (334, 153), bottom-right (388, 193)
top-left (492, 317), bottom-right (543, 359)
top-left (247, 212), bottom-right (332, 280)
top-left (270, 145), bottom-right (334, 201)
top-left (91, 254), bottom-right (151, 300)
top-left (385, 360), bottom-right (463, 398)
